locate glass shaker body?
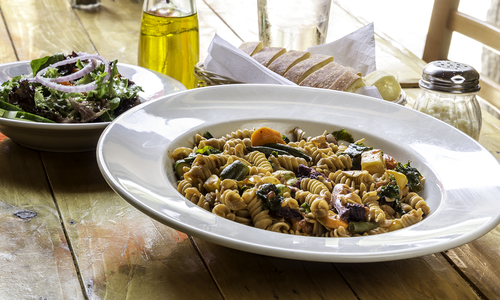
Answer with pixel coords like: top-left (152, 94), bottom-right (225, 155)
top-left (414, 60), bottom-right (482, 141)
top-left (138, 0), bottom-right (200, 89)
top-left (414, 89), bottom-right (482, 140)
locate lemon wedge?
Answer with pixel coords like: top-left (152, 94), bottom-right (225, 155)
top-left (363, 71), bottom-right (402, 101)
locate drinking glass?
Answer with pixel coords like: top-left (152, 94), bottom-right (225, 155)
top-left (257, 0), bottom-right (332, 51)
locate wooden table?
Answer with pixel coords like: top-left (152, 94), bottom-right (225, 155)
top-left (1, 0), bottom-right (500, 299)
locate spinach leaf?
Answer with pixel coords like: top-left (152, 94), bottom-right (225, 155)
top-left (31, 53), bottom-right (65, 76)
top-left (395, 160), bottom-right (424, 192)
top-left (332, 129), bottom-right (354, 143)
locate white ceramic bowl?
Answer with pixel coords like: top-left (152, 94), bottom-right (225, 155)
top-left (0, 61), bottom-right (186, 152)
top-left (96, 84), bottom-right (500, 263)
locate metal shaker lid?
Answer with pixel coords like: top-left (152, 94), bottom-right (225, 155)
top-left (419, 60), bottom-right (480, 93)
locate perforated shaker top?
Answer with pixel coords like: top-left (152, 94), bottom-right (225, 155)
top-left (419, 60), bottom-right (480, 93)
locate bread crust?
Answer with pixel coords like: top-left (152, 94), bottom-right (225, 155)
top-left (283, 54), bottom-right (333, 84)
top-left (268, 50), bottom-right (311, 76)
top-left (251, 47), bottom-right (287, 67)
top-left (299, 61), bottom-right (345, 88)
top-left (239, 41), bottom-right (263, 56)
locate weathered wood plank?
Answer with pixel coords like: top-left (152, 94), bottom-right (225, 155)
top-left (41, 151), bottom-right (222, 300)
top-left (193, 237), bottom-right (482, 300)
top-left (443, 225), bottom-right (500, 299)
top-left (1, 0), bottom-right (95, 60)
top-left (335, 254), bottom-right (481, 299)
top-left (193, 237), bottom-right (358, 299)
top-left (73, 0), bottom-right (142, 65)
top-left (0, 140), bottom-right (84, 300)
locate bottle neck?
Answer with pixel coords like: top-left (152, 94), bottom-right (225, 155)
top-left (143, 0), bottom-right (197, 16)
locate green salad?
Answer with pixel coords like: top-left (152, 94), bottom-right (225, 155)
top-left (0, 52), bottom-right (144, 123)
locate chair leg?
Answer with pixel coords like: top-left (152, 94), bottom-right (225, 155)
top-left (422, 0), bottom-right (461, 62)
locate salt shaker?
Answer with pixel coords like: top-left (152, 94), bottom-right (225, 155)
top-left (414, 60), bottom-right (482, 140)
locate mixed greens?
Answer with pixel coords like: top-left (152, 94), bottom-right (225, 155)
top-left (0, 52), bottom-right (144, 123)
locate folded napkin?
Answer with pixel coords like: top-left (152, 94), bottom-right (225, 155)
top-left (205, 35), bottom-right (295, 85)
top-left (307, 23), bottom-right (376, 76)
top-left (205, 23), bottom-right (382, 98)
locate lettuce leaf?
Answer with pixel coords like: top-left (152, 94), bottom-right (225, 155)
top-left (30, 53), bottom-right (65, 76)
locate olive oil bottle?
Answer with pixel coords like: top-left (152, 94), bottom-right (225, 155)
top-left (138, 0), bottom-right (199, 89)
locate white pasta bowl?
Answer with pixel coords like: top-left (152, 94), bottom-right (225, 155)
top-left (96, 84), bottom-right (500, 263)
top-left (0, 61), bottom-right (186, 152)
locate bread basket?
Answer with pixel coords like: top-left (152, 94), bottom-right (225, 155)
top-left (194, 62), bottom-right (407, 106)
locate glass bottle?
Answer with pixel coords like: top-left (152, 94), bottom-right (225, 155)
top-left (414, 61), bottom-right (482, 140)
top-left (138, 0), bottom-right (200, 89)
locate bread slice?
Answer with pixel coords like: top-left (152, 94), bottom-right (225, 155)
top-left (329, 71), bottom-right (364, 92)
top-left (251, 47), bottom-right (287, 67)
top-left (267, 50), bottom-right (311, 76)
top-left (345, 78), bottom-right (366, 93)
top-left (239, 41), bottom-right (263, 56)
top-left (283, 54), bottom-right (333, 84)
top-left (299, 61), bottom-right (346, 88)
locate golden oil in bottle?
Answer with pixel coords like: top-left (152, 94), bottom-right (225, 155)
top-left (138, 6), bottom-right (199, 89)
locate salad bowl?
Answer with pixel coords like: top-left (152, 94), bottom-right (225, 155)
top-left (0, 61), bottom-right (186, 152)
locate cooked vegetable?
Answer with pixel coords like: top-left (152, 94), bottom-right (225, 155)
top-left (203, 174), bottom-right (220, 192)
top-left (378, 175), bottom-right (400, 200)
top-left (275, 184), bottom-right (291, 196)
top-left (202, 131), bottom-right (214, 139)
top-left (246, 146), bottom-right (289, 158)
top-left (300, 202), bottom-right (311, 214)
top-left (195, 145), bottom-right (221, 155)
top-left (220, 160), bottom-right (250, 181)
top-left (348, 222), bottom-right (380, 233)
top-left (378, 175), bottom-right (405, 215)
top-left (174, 159), bottom-right (191, 178)
top-left (263, 143), bottom-right (312, 162)
top-left (339, 142), bottom-right (373, 168)
top-left (295, 164), bottom-right (328, 180)
top-left (256, 183), bottom-right (283, 211)
top-left (386, 169), bottom-right (408, 191)
top-left (333, 199), bottom-right (367, 222)
top-left (251, 126), bottom-right (286, 146)
top-left (361, 149), bottom-right (386, 175)
top-left (395, 161), bottom-right (424, 192)
top-left (332, 128), bottom-right (354, 143)
top-left (317, 211), bottom-right (349, 230)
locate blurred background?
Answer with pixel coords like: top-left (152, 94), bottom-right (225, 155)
top-left (337, 0), bottom-right (491, 73)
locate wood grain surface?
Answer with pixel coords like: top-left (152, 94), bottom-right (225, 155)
top-left (0, 140), bottom-right (84, 299)
top-left (0, 0), bottom-right (499, 299)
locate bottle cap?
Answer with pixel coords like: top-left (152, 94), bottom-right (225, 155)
top-left (419, 60), bottom-right (480, 93)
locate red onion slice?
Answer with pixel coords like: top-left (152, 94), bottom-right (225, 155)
top-left (34, 53), bottom-right (111, 93)
top-left (50, 59), bottom-right (96, 83)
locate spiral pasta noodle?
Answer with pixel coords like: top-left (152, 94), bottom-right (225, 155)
top-left (172, 126), bottom-right (429, 238)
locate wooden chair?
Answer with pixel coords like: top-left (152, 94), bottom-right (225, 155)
top-left (423, 0), bottom-right (500, 110)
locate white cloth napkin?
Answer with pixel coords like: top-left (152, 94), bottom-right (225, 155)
top-left (204, 23), bottom-right (381, 98)
top-left (205, 35), bottom-right (295, 85)
top-left (307, 23), bottom-right (376, 76)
